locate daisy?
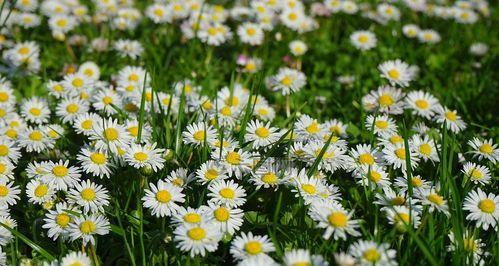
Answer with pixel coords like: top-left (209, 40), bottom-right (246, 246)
top-left (383, 143), bottom-right (420, 171)
top-left (238, 255), bottom-right (279, 266)
top-left (374, 187), bottom-right (411, 210)
top-left (463, 188), bottom-right (499, 230)
top-left (291, 168), bottom-right (326, 204)
top-left (44, 124), bottom-right (65, 140)
top-left (377, 3), bottom-right (401, 21)
top-left (195, 160), bottom-right (228, 185)
top-left (207, 202), bottom-right (244, 235)
top-left (462, 162), bottom-right (491, 185)
top-left (68, 180), bottom-right (110, 213)
top-left (62, 73), bottom-right (93, 97)
top-left (41, 160), bottom-right (81, 191)
top-left (434, 105), bottom-right (466, 133)
top-left (347, 144), bottom-right (379, 172)
top-left (207, 179), bottom-right (247, 208)
top-left (416, 188), bottom-right (450, 216)
top-left (42, 202), bottom-right (79, 241)
top-left (303, 140), bottom-right (349, 173)
top-left (469, 42), bottom-right (488, 56)
top-left (411, 135), bottom-right (440, 163)
top-left (173, 221), bottom-right (222, 257)
top-left (362, 86), bottom-right (405, 115)
top-left (60, 251), bottom-right (92, 266)
top-left (25, 179), bottom-right (55, 205)
top-left (365, 114), bottom-right (397, 137)
top-left (73, 113), bottom-right (102, 136)
top-left (230, 232), bottom-right (275, 261)
top-left (237, 23), bottom-right (264, 46)
top-left (18, 127), bottom-right (55, 153)
top-left (354, 164), bottom-right (391, 189)
top-left (142, 180), bottom-right (185, 217)
top-left (348, 240), bottom-right (398, 266)
top-left (78, 61), bottom-right (101, 81)
top-left (245, 120), bottom-right (280, 149)
top-left (165, 168), bottom-right (195, 188)
top-left (0, 159), bottom-right (14, 180)
top-left (0, 215), bottom-right (17, 245)
top-left (323, 119), bottom-right (347, 137)
top-left (417, 29), bottom-right (441, 44)
top-left (394, 175), bottom-right (431, 193)
top-left (283, 249), bottom-right (328, 266)
top-left (172, 206), bottom-right (210, 227)
top-left (289, 40), bottom-right (308, 56)
top-left (117, 66), bottom-right (148, 88)
top-left (68, 213), bottom-right (110, 246)
top-left (125, 119), bottom-right (152, 143)
top-left (0, 137), bottom-right (21, 163)
top-left (77, 148), bottom-right (113, 178)
top-left (385, 205), bottom-right (421, 229)
top-left (183, 122), bottom-right (217, 147)
top-left (146, 4), bottom-right (170, 24)
top-left (0, 247), bottom-right (5, 266)
top-left (56, 97), bottom-right (89, 123)
top-left (402, 24), bottom-right (420, 38)
top-left (405, 90), bottom-right (439, 119)
top-left (350, 30), bottom-right (377, 51)
top-left (467, 137), bottom-right (499, 163)
top-left (251, 160), bottom-right (288, 190)
top-left (308, 201), bottom-right (361, 240)
top-left (294, 114), bottom-right (324, 141)
top-left (0, 180), bottom-right (20, 207)
top-left (378, 59), bottom-right (415, 87)
top-left (20, 97), bottom-right (51, 124)
top-left (89, 118), bottom-right (132, 154)
top-left (114, 39), bottom-right (144, 59)
top-left (124, 142), bottom-right (165, 172)
top-left (215, 149), bottom-right (252, 179)
top-left (268, 67), bottom-right (306, 95)
top-left (92, 88), bottom-right (122, 115)
top-left (448, 231), bottom-right (487, 265)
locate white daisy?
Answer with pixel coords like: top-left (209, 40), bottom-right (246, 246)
top-left (77, 148), bottom-right (114, 178)
top-left (350, 30), bottom-right (377, 51)
top-left (173, 221), bottom-right (222, 257)
top-left (348, 240), bottom-right (398, 266)
top-left (183, 122), bottom-right (217, 147)
top-left (308, 201), bottom-right (361, 240)
top-left (142, 180), bottom-right (185, 217)
top-left (230, 231), bottom-right (275, 261)
top-left (463, 188), bottom-right (499, 230)
top-left (378, 59), bottom-right (415, 87)
top-left (467, 137), bottom-right (499, 163)
top-left (68, 213), bottom-right (110, 246)
top-left (462, 162), bottom-right (491, 185)
top-left (434, 105), bottom-right (466, 133)
top-left (404, 90), bottom-right (439, 119)
top-left (41, 160), bottom-right (81, 191)
top-left (245, 120), bottom-right (280, 149)
top-left (68, 180), bottom-right (110, 213)
top-left (124, 142), bottom-right (165, 172)
top-left (207, 179), bottom-right (247, 208)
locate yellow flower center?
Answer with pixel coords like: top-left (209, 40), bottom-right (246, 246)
top-left (387, 69), bottom-right (400, 79)
top-left (129, 73), bottom-right (139, 82)
top-left (378, 94), bottom-right (394, 107)
top-left (390, 135), bottom-right (403, 144)
top-left (52, 165), bottom-right (69, 177)
top-left (226, 152), bottom-right (241, 165)
top-left (219, 188), bottom-right (235, 199)
top-left (246, 28), bottom-right (256, 36)
top-left (18, 47), bottom-right (30, 55)
top-left (205, 169), bottom-right (218, 180)
top-left (154, 8), bottom-right (164, 17)
top-left (56, 19), bottom-right (67, 27)
top-left (419, 143), bottom-right (432, 156)
top-left (0, 185), bottom-right (8, 197)
top-left (66, 103), bottom-right (79, 113)
top-left (90, 153), bottom-right (106, 164)
top-left (214, 207), bottom-right (230, 221)
top-left (81, 120), bottom-right (93, 130)
top-left (288, 12), bottom-right (298, 21)
top-left (375, 120), bottom-right (388, 129)
top-left (415, 99), bottom-right (429, 109)
top-left (104, 128), bottom-right (119, 141)
top-left (29, 131), bottom-right (43, 141)
top-left (363, 248), bottom-right (381, 262)
top-left (187, 227), bottom-right (206, 240)
top-left (427, 193), bottom-right (443, 206)
top-left (411, 177), bottom-right (423, 187)
top-left (261, 173), bottom-right (278, 184)
top-left (391, 196), bottom-right (405, 206)
top-left (34, 184), bottom-right (48, 197)
top-left (56, 214), bottom-right (71, 227)
top-left (220, 106), bottom-right (232, 116)
top-left (301, 184), bottom-right (316, 195)
top-left (80, 220), bottom-right (96, 234)
top-left (395, 148), bottom-right (406, 159)
top-left (478, 199), bottom-right (495, 213)
top-left (72, 78), bottom-right (83, 88)
top-left (328, 212), bottom-right (348, 227)
top-left (395, 213), bottom-right (410, 223)
top-left (479, 143), bottom-right (493, 154)
top-left (469, 168), bottom-right (483, 179)
top-left (306, 122), bottom-right (320, 134)
top-left (155, 190), bottom-right (171, 203)
top-left (184, 213), bottom-right (201, 223)
top-left (0, 92), bottom-right (9, 102)
top-left (255, 127), bottom-right (270, 138)
top-left (0, 145), bottom-right (8, 156)
top-left (0, 163), bottom-right (5, 174)
top-left (29, 107), bottom-right (41, 116)
top-left (53, 84), bottom-right (64, 92)
top-left (369, 171), bottom-right (382, 183)
top-left (358, 153), bottom-right (374, 165)
top-left (245, 241), bottom-right (262, 255)
top-left (81, 188), bottom-right (96, 201)
top-left (281, 75), bottom-right (293, 86)
top-left (193, 130), bottom-right (205, 141)
top-left (134, 152), bottom-right (148, 162)
top-left (445, 111), bottom-right (457, 121)
top-left (258, 108), bottom-right (269, 116)
top-left (103, 96), bottom-right (113, 105)
top-left (463, 238), bottom-right (478, 252)
top-left (5, 128), bottom-right (16, 139)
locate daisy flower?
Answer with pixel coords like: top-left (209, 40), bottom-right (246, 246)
top-left (0, 215), bottom-right (17, 245)
top-left (268, 67), bottom-right (306, 95)
top-left (291, 169), bottom-right (326, 204)
top-left (42, 202), bottom-right (79, 241)
top-left (230, 232), bottom-right (275, 261)
top-left (172, 206), bottom-right (210, 227)
top-left (92, 88), bottom-right (123, 115)
top-left (207, 202), bottom-right (244, 235)
top-left (77, 148), bottom-right (113, 178)
top-left (378, 59), bottom-right (415, 87)
top-left (374, 187), bottom-right (411, 210)
top-left (0, 180), bottom-right (20, 207)
top-left (417, 29), bottom-right (441, 44)
top-left (365, 114), bottom-right (397, 137)
top-left (434, 105), bottom-right (466, 133)
top-left (308, 201), bottom-right (361, 240)
top-left (404, 90), bottom-right (439, 119)
top-left (207, 179), bottom-right (247, 208)
top-left (467, 137), bottom-right (499, 163)
top-left (350, 30), bottom-right (377, 51)
top-left (18, 126), bottom-right (55, 153)
top-left (448, 231), bottom-right (487, 265)
top-left (289, 40), bottom-right (308, 56)
top-left (354, 164), bottom-right (391, 189)
top-left (20, 97), bottom-right (50, 124)
top-left (195, 160), bottom-right (228, 185)
top-left (383, 143), bottom-right (420, 171)
top-left (462, 162), bottom-right (491, 185)
top-left (60, 251), bottom-right (92, 266)
top-left (347, 144), bottom-right (379, 172)
top-left (245, 120), bottom-right (280, 149)
top-left (394, 175), bottom-right (431, 193)
top-left (283, 249), bottom-right (328, 266)
top-left (68, 180), bottom-right (110, 213)
top-left (114, 39), bottom-right (144, 59)
top-left (0, 137), bottom-right (21, 163)
top-left (237, 23), bottom-right (264, 46)
top-left (294, 114), bottom-right (324, 141)
top-left (62, 73), bottom-right (93, 97)
top-left (0, 159), bottom-right (14, 180)
top-left (90, 118), bottom-right (132, 154)
top-left (124, 142), bottom-right (165, 172)
top-left (173, 221), bottom-right (222, 257)
top-left (42, 159), bottom-right (82, 190)
top-left (385, 205), bottom-right (421, 229)
top-left (165, 168), bottom-right (195, 188)
top-left (303, 140), bottom-right (349, 173)
top-left (238, 255), bottom-right (279, 266)
top-left (251, 160), bottom-right (288, 190)
top-left (73, 113), bottom-right (102, 136)
top-left (463, 188), bottom-right (499, 230)
top-left (348, 240), bottom-right (398, 266)
top-left (183, 122), bottom-right (217, 147)
top-left (25, 179), bottom-right (55, 205)
top-left (68, 213), bottom-right (110, 246)
top-left (56, 97), bottom-right (89, 123)
top-left (214, 149), bottom-right (252, 179)
top-left (416, 188), bottom-right (450, 216)
top-left (142, 180), bottom-right (185, 217)
top-left (402, 24), bottom-right (420, 38)
top-left (411, 135), bottom-right (440, 163)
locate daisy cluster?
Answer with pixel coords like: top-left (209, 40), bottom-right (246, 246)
top-left (0, 0), bottom-right (496, 265)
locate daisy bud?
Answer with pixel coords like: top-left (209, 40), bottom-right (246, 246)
top-left (140, 165), bottom-right (153, 176)
top-left (163, 149), bottom-right (174, 161)
top-left (221, 232), bottom-right (233, 243)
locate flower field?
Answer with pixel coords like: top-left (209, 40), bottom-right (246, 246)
top-left (0, 0), bottom-right (497, 265)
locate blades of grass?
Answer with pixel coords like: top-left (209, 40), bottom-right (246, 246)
top-left (0, 222), bottom-right (56, 261)
top-left (174, 82), bottom-right (187, 155)
top-left (307, 133), bottom-right (334, 177)
top-left (137, 72), bottom-right (149, 143)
